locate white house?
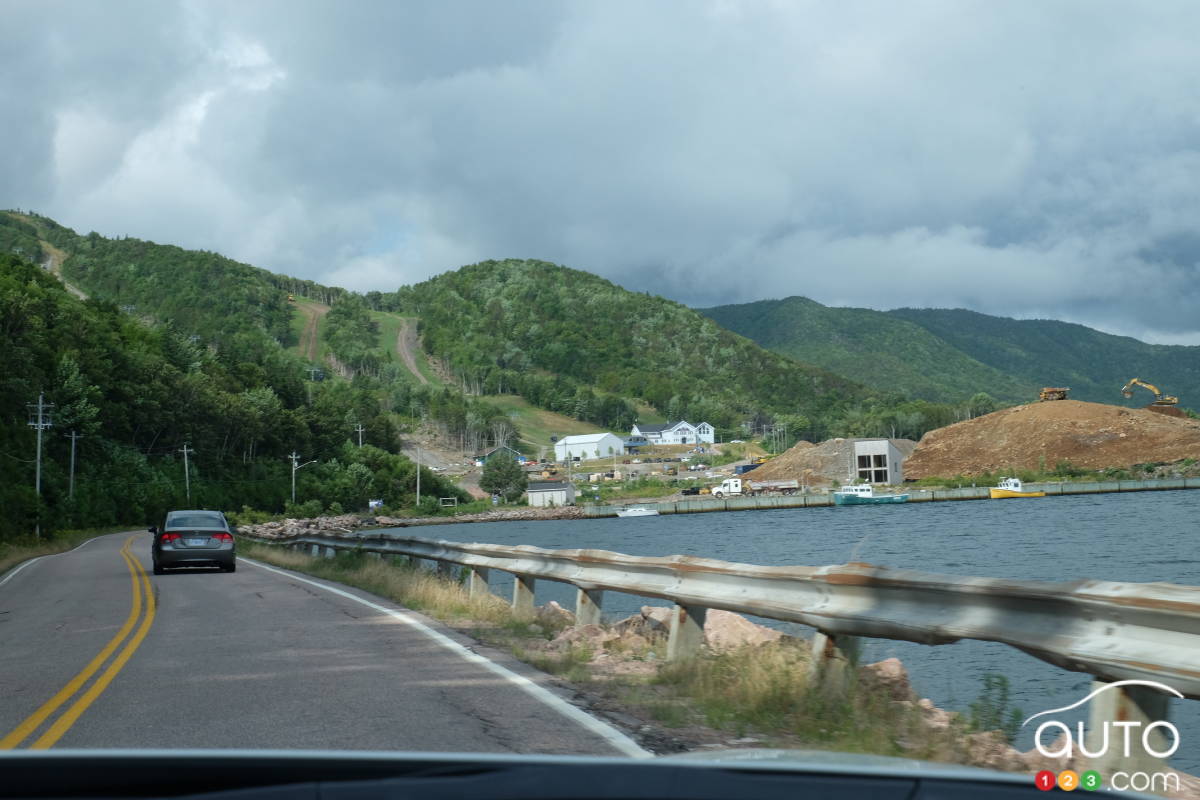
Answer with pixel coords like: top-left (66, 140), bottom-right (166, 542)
top-left (526, 481), bottom-right (576, 507)
top-left (630, 420), bottom-right (715, 446)
top-left (852, 439), bottom-right (905, 485)
top-left (553, 432), bottom-right (625, 462)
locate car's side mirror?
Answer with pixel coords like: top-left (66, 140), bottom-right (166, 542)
top-left (149, 526), bottom-right (158, 534)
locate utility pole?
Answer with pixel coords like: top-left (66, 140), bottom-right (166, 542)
top-left (289, 451), bottom-right (316, 504)
top-left (66, 431), bottom-right (84, 499)
top-left (415, 445), bottom-right (421, 507)
top-left (27, 392), bottom-right (54, 540)
top-left (354, 423), bottom-right (366, 447)
top-left (179, 443), bottom-right (194, 503)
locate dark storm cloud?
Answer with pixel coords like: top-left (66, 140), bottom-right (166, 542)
top-left (2, 1), bottom-right (1199, 342)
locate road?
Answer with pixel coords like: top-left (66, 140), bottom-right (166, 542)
top-left (0, 533), bottom-right (644, 755)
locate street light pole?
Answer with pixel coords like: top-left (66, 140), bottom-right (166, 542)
top-left (289, 451), bottom-right (316, 504)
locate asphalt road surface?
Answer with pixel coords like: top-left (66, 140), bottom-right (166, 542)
top-left (0, 533), bottom-right (645, 755)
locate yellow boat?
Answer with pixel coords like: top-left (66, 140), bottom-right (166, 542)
top-left (990, 477), bottom-right (1045, 499)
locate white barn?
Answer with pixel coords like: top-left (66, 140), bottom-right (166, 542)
top-left (630, 420), bottom-right (715, 446)
top-left (554, 432), bottom-right (625, 462)
top-left (526, 481), bottom-right (576, 507)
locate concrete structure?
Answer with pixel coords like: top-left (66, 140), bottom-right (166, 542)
top-left (852, 439), bottom-right (905, 484)
top-left (630, 420), bottom-right (715, 445)
top-left (554, 432), bottom-right (624, 462)
top-left (526, 481), bottom-right (576, 507)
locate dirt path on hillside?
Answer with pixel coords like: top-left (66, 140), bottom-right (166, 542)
top-left (40, 241), bottom-right (89, 300)
top-left (395, 317), bottom-right (429, 385)
top-left (296, 301), bottom-right (329, 362)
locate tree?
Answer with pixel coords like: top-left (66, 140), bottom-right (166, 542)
top-left (479, 454), bottom-right (527, 502)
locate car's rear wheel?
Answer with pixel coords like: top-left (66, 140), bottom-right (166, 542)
top-left (222, 560), bottom-right (237, 573)
top-left (153, 563), bottom-right (164, 575)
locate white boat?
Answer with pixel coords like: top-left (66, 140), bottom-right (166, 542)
top-left (990, 477), bottom-right (1045, 499)
top-left (616, 506), bottom-right (660, 517)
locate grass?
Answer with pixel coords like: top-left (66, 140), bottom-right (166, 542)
top-left (0, 527), bottom-right (132, 578)
top-left (483, 395), bottom-right (606, 451)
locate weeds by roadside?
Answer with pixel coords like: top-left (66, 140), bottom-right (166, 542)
top-left (0, 527), bottom-right (130, 578)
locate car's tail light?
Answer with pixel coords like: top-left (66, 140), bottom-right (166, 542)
top-left (212, 532), bottom-right (233, 542)
top-left (160, 532), bottom-right (181, 544)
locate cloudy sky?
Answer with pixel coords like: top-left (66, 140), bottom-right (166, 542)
top-left (4, 1), bottom-right (1200, 343)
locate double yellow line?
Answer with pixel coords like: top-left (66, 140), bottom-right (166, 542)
top-left (0, 536), bottom-right (156, 749)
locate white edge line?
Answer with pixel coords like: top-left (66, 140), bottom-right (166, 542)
top-left (243, 556), bottom-right (652, 759)
top-left (0, 534), bottom-right (108, 589)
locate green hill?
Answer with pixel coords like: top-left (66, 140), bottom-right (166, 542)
top-left (700, 297), bottom-right (1034, 403)
top-left (887, 308), bottom-right (1200, 407)
top-left (384, 260), bottom-right (867, 436)
top-left (702, 296), bottom-right (1200, 408)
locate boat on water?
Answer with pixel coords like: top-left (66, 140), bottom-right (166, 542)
top-left (832, 484), bottom-right (909, 506)
top-left (989, 477), bottom-right (1045, 499)
top-left (616, 506), bottom-right (660, 517)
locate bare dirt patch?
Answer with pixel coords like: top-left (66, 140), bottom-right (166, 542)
top-left (395, 317), bottom-right (429, 385)
top-left (906, 400), bottom-right (1200, 478)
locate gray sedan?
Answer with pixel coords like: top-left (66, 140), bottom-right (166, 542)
top-left (150, 510), bottom-right (236, 574)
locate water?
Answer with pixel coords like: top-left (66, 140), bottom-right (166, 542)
top-left (381, 490), bottom-right (1200, 769)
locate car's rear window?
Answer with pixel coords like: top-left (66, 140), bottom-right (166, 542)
top-left (166, 515), bottom-right (226, 529)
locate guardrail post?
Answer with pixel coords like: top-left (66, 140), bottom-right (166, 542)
top-left (575, 589), bottom-right (603, 627)
top-left (512, 575), bottom-right (536, 618)
top-left (667, 604), bottom-right (707, 661)
top-left (468, 567), bottom-right (490, 599)
top-left (310, 543), bottom-right (320, 557)
top-left (808, 631), bottom-right (860, 695)
top-left (1084, 680), bottom-right (1173, 777)
top-left (323, 545), bottom-right (336, 559)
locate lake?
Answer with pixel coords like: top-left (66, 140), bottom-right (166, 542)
top-left (382, 489), bottom-right (1200, 769)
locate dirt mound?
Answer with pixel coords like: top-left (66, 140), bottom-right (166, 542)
top-left (749, 437), bottom-right (915, 486)
top-left (906, 399), bottom-right (1200, 478)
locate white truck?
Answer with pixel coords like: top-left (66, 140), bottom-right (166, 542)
top-left (709, 477), bottom-right (800, 497)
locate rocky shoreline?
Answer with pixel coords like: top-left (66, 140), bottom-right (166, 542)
top-left (237, 507), bottom-right (585, 538)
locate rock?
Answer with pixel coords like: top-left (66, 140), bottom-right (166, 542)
top-left (526, 623), bottom-right (544, 635)
top-left (964, 731), bottom-right (1027, 772)
top-left (641, 605), bottom-right (673, 633)
top-left (536, 601), bottom-right (575, 626)
top-left (915, 698), bottom-right (956, 731)
top-left (551, 623), bottom-right (612, 652)
top-left (702, 609), bottom-right (783, 652)
top-left (858, 658), bottom-right (914, 702)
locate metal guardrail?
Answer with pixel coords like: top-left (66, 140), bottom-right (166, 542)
top-left (244, 529), bottom-right (1200, 700)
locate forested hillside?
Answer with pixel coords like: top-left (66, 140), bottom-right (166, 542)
top-left (703, 296), bottom-right (1200, 407)
top-left (701, 297), bottom-right (1035, 402)
top-left (887, 308), bottom-right (1200, 406)
top-left (384, 260), bottom-right (867, 437)
top-left (0, 250), bottom-right (464, 542)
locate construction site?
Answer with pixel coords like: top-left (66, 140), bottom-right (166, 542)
top-left (747, 380), bottom-right (1200, 487)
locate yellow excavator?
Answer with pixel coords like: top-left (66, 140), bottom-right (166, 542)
top-left (1121, 378), bottom-right (1179, 406)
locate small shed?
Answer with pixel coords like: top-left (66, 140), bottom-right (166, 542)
top-left (526, 481), bottom-right (576, 507)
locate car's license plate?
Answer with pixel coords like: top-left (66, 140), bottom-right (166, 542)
top-left (186, 538), bottom-right (206, 546)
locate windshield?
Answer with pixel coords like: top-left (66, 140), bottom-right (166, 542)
top-left (1, 3), bottom-right (1198, 799)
